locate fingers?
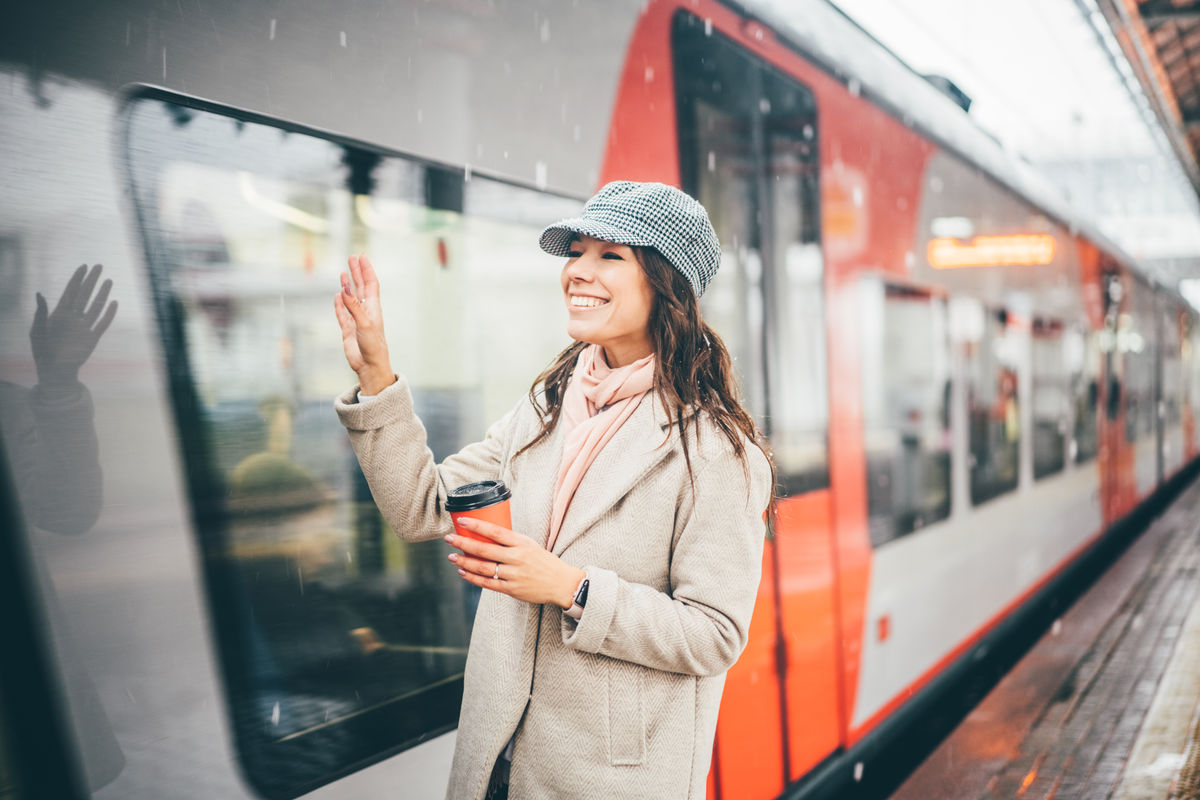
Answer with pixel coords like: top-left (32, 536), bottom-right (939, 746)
top-left (453, 517), bottom-right (521, 546)
top-left (359, 254), bottom-right (380, 300)
top-left (333, 291), bottom-right (356, 333)
top-left (93, 300), bottom-right (118, 340)
top-left (347, 254), bottom-right (365, 295)
top-left (446, 531), bottom-right (507, 562)
top-left (56, 264), bottom-right (88, 315)
top-left (448, 551), bottom-right (498, 578)
top-left (31, 292), bottom-right (48, 335)
top-left (84, 278), bottom-right (113, 326)
top-left (339, 279), bottom-right (369, 325)
top-left (76, 264), bottom-right (103, 312)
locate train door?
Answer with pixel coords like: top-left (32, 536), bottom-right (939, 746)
top-left (673, 13), bottom-right (841, 798)
top-left (1099, 267), bottom-right (1133, 522)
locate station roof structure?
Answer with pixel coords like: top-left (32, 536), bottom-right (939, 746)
top-left (1101, 0), bottom-right (1200, 285)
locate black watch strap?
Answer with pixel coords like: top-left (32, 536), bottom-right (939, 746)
top-left (566, 577), bottom-right (589, 620)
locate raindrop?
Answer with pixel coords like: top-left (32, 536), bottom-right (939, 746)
top-left (848, 78), bottom-right (860, 97)
top-left (464, 164), bottom-right (472, 182)
top-left (707, 151), bottom-right (716, 172)
top-left (1052, 619), bottom-right (1062, 636)
top-left (759, 97), bottom-right (770, 114)
top-left (340, 30), bottom-right (347, 48)
top-left (704, 18), bottom-right (712, 36)
top-left (644, 66), bottom-right (654, 82)
top-left (503, 150), bottom-right (509, 160)
top-left (904, 251), bottom-right (914, 269)
top-left (269, 18), bottom-right (276, 40)
top-left (854, 762), bottom-right (864, 782)
top-left (930, 176), bottom-right (943, 193)
top-left (753, 27), bottom-right (763, 40)
top-left (540, 18), bottom-right (550, 42)
top-left (535, 161), bottom-right (548, 190)
top-left (161, 47), bottom-right (167, 80)
top-left (802, 123), bottom-right (814, 140)
top-left (271, 702), bottom-right (281, 725)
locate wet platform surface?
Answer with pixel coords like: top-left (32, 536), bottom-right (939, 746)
top-left (889, 476), bottom-right (1200, 800)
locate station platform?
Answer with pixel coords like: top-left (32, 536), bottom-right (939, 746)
top-left (889, 475), bottom-right (1200, 800)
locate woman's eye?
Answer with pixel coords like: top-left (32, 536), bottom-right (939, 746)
top-left (567, 250), bottom-right (582, 258)
top-left (602, 252), bottom-right (624, 260)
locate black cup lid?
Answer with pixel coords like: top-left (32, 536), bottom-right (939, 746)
top-left (445, 480), bottom-right (511, 512)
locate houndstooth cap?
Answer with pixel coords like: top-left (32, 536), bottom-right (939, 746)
top-left (539, 181), bottom-right (721, 297)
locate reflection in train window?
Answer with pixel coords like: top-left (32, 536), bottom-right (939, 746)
top-left (1069, 326), bottom-right (1101, 464)
top-left (1031, 318), bottom-right (1067, 479)
top-left (675, 11), bottom-right (829, 494)
top-left (956, 300), bottom-right (1020, 505)
top-left (123, 94), bottom-right (578, 798)
top-left (861, 281), bottom-right (950, 547)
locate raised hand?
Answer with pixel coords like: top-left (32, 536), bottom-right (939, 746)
top-left (333, 254), bottom-right (395, 395)
top-left (30, 263), bottom-right (119, 396)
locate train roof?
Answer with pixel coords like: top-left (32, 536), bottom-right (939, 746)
top-left (730, 0), bottom-right (1164, 287)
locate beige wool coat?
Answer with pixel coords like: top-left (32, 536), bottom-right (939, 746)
top-left (335, 376), bottom-right (771, 800)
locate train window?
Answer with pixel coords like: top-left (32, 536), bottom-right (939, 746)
top-left (860, 281), bottom-right (951, 547)
top-left (674, 11), bottom-right (829, 495)
top-left (122, 92), bottom-right (578, 798)
top-left (1032, 318), bottom-right (1067, 479)
top-left (955, 300), bottom-right (1020, 505)
top-left (1069, 326), bottom-right (1101, 464)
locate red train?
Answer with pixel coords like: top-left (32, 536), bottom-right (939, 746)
top-left (1, 1), bottom-right (1196, 798)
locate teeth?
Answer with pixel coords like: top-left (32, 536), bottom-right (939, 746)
top-left (570, 296), bottom-right (608, 308)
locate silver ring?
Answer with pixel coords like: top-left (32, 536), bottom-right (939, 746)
top-left (493, 563), bottom-right (501, 580)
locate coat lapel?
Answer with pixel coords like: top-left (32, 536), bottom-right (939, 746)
top-left (549, 395), bottom-right (678, 556)
top-left (511, 412), bottom-right (565, 550)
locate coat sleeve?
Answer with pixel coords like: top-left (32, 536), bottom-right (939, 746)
top-left (560, 441), bottom-right (772, 677)
top-left (334, 376), bottom-right (518, 542)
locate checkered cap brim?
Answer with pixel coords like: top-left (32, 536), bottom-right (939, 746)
top-left (539, 181), bottom-right (721, 296)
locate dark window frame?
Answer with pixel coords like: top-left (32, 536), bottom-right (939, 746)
top-left (118, 85), bottom-right (579, 800)
top-left (672, 10), bottom-right (830, 497)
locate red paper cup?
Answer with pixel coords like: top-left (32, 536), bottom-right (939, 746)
top-left (446, 480), bottom-right (512, 544)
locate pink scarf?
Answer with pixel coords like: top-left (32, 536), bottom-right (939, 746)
top-left (546, 345), bottom-right (656, 551)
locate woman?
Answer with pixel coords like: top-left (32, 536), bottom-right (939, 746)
top-left (333, 181), bottom-right (773, 800)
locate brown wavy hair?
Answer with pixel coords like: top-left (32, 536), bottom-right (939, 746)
top-left (515, 245), bottom-right (775, 508)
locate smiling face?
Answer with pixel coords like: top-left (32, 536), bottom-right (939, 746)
top-left (561, 234), bottom-right (656, 368)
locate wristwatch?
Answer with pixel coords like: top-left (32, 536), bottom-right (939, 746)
top-left (566, 576), bottom-right (589, 621)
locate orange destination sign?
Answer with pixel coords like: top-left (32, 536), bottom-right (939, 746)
top-left (927, 234), bottom-right (1056, 269)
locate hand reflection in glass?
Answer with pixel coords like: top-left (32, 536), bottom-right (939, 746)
top-left (0, 263), bottom-right (125, 791)
top-left (30, 263), bottom-right (118, 399)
